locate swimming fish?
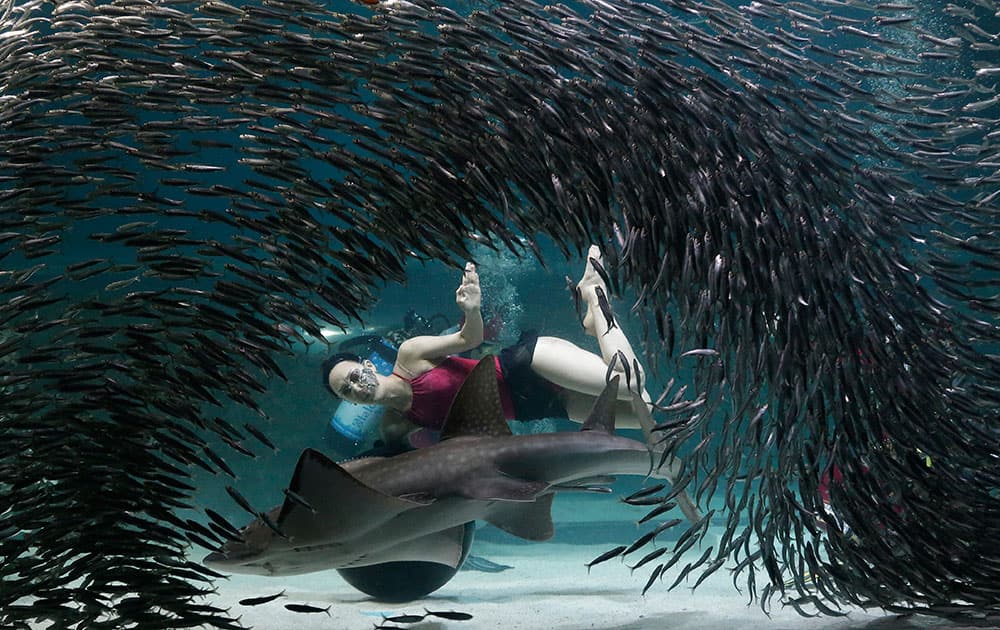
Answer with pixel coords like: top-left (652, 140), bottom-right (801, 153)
top-left (623, 483), bottom-right (666, 503)
top-left (382, 613), bottom-right (426, 623)
top-left (2, 0), bottom-right (998, 625)
top-left (594, 286), bottom-right (618, 335)
top-left (629, 547), bottom-right (669, 573)
top-left (588, 255), bottom-right (614, 297)
top-left (424, 609), bottom-right (474, 621)
top-left (283, 603), bottom-right (331, 615)
top-left (585, 545), bottom-right (628, 574)
top-left (565, 274), bottom-right (584, 328)
top-left (238, 590), bottom-right (285, 606)
top-left (205, 369), bottom-right (686, 581)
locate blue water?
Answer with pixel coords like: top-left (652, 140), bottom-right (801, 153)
top-left (189, 240), bottom-right (694, 527)
top-left (4, 0), bottom-right (998, 625)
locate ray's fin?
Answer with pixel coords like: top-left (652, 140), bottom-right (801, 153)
top-left (342, 525), bottom-right (469, 569)
top-left (484, 493), bottom-right (555, 541)
top-left (580, 374), bottom-right (620, 434)
top-left (440, 355), bottom-right (512, 440)
top-left (277, 449), bottom-right (424, 542)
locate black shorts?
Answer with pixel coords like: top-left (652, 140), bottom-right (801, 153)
top-left (497, 331), bottom-right (568, 422)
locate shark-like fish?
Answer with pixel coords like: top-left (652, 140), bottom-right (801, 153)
top-left (204, 357), bottom-right (689, 576)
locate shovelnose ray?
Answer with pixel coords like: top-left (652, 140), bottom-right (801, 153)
top-left (204, 356), bottom-right (691, 576)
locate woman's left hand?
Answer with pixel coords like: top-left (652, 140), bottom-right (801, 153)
top-left (455, 262), bottom-right (481, 313)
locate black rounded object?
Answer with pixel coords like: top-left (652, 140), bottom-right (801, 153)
top-left (336, 522), bottom-right (476, 602)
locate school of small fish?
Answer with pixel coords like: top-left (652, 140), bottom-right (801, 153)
top-left (0, 0), bottom-right (997, 627)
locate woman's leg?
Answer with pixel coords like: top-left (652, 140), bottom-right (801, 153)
top-left (531, 246), bottom-right (648, 397)
top-left (531, 336), bottom-right (637, 400)
top-left (536, 247), bottom-right (700, 523)
top-left (561, 389), bottom-right (643, 429)
top-left (533, 255), bottom-right (700, 523)
top-left (530, 246), bottom-right (655, 434)
top-left (576, 244), bottom-right (646, 390)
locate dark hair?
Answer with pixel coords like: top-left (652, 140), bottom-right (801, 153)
top-left (321, 352), bottom-right (363, 396)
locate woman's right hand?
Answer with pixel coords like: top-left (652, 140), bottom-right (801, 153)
top-left (455, 262), bottom-right (481, 313)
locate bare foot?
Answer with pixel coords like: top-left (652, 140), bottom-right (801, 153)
top-left (577, 244), bottom-right (608, 335)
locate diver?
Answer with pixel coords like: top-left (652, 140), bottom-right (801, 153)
top-left (321, 245), bottom-right (656, 451)
top-left (319, 248), bottom-right (679, 601)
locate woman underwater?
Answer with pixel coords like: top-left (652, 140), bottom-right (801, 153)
top-left (322, 245), bottom-right (658, 449)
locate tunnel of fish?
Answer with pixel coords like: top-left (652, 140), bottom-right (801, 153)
top-left (1, 0), bottom-right (998, 626)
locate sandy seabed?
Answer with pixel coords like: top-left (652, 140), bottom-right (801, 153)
top-left (207, 531), bottom-right (996, 630)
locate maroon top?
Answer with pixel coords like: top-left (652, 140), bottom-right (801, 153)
top-left (396, 356), bottom-right (515, 430)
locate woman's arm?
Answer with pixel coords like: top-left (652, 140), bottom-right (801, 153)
top-left (395, 263), bottom-right (483, 373)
